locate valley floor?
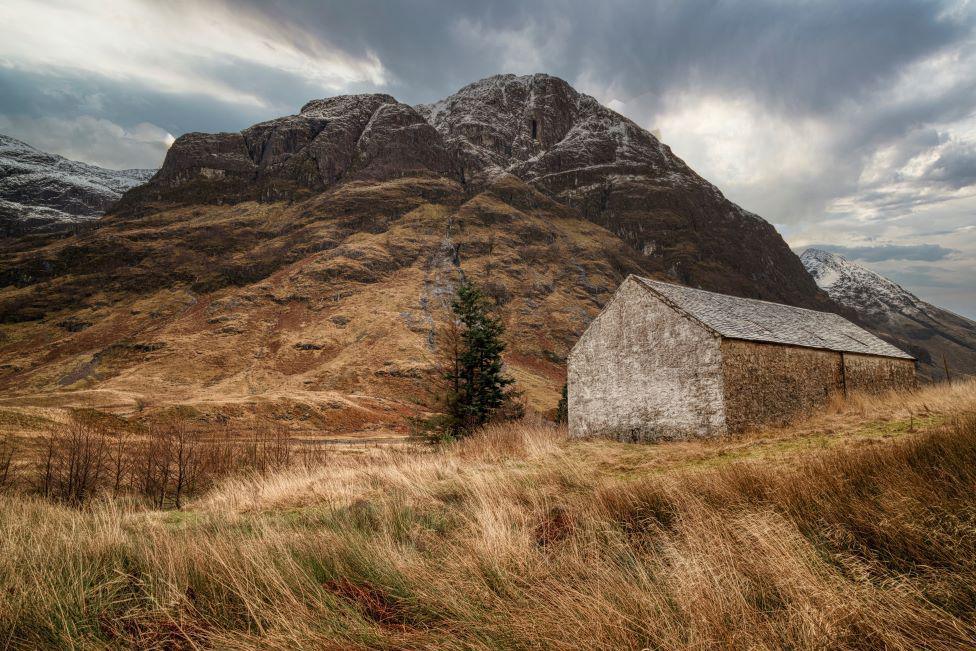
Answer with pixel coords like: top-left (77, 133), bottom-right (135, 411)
top-left (2, 381), bottom-right (976, 649)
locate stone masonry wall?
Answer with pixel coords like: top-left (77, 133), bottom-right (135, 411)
top-left (843, 353), bottom-right (916, 393)
top-left (568, 277), bottom-right (726, 440)
top-left (721, 339), bottom-right (844, 433)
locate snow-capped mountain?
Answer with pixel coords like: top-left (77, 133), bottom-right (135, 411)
top-left (801, 248), bottom-right (930, 318)
top-left (801, 248), bottom-right (976, 381)
top-left (0, 134), bottom-right (155, 236)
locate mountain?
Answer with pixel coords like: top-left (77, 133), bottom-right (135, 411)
top-left (0, 134), bottom-right (155, 236)
top-left (0, 74), bottom-right (836, 433)
top-left (122, 75), bottom-right (824, 308)
top-left (801, 248), bottom-right (976, 381)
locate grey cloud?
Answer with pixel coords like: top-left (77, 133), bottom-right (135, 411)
top-left (221, 0), bottom-right (971, 116)
top-left (924, 141), bottom-right (976, 190)
top-left (0, 114), bottom-right (172, 169)
top-left (0, 65), bottom-right (284, 136)
top-left (807, 243), bottom-right (958, 262)
top-left (878, 264), bottom-right (969, 289)
top-left (3, 1), bottom-right (973, 166)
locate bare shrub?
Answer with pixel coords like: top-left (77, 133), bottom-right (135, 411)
top-left (36, 419), bottom-right (111, 505)
top-left (21, 414), bottom-right (326, 508)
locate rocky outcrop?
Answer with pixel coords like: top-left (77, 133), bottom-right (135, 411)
top-left (0, 134), bottom-right (154, 236)
top-left (801, 248), bottom-right (976, 381)
top-left (141, 94), bottom-right (459, 204)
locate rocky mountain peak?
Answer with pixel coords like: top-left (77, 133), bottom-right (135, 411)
top-left (414, 73), bottom-right (681, 185)
top-left (145, 93), bottom-right (457, 203)
top-left (415, 74), bottom-right (818, 306)
top-left (416, 73), bottom-right (585, 174)
top-left (116, 73), bottom-right (828, 310)
top-left (299, 93), bottom-right (397, 116)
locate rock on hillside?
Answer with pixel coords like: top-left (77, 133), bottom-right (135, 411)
top-left (801, 248), bottom-right (976, 381)
top-left (0, 134), bottom-right (154, 236)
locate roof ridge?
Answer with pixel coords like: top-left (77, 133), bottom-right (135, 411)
top-left (636, 276), bottom-right (838, 317)
top-left (630, 276), bottom-right (722, 338)
top-left (629, 275), bottom-right (913, 360)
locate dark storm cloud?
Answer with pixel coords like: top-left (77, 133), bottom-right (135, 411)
top-left (5, 1), bottom-right (969, 129)
top-left (0, 63), bottom-right (319, 137)
top-left (809, 243), bottom-right (958, 263)
top-left (227, 0), bottom-right (967, 113)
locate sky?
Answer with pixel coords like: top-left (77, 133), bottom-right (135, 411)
top-left (1, 0), bottom-right (974, 318)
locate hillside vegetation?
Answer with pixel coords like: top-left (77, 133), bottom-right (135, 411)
top-left (0, 176), bottom-right (640, 431)
top-left (1, 380), bottom-right (975, 648)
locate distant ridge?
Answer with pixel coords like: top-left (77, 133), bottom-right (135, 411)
top-left (801, 248), bottom-right (976, 381)
top-left (0, 133), bottom-right (155, 236)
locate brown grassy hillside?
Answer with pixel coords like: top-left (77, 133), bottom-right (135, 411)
top-left (2, 380), bottom-right (975, 649)
top-left (0, 175), bottom-right (652, 433)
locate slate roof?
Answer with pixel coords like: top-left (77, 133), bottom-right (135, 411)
top-left (633, 276), bottom-right (913, 359)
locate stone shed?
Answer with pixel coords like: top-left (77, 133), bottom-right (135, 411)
top-left (568, 276), bottom-right (915, 440)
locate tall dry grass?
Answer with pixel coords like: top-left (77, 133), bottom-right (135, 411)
top-left (1, 382), bottom-right (975, 649)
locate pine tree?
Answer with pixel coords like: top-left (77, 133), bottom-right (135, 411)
top-left (423, 280), bottom-right (519, 439)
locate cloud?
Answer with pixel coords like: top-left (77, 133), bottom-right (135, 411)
top-left (0, 0), bottom-right (386, 108)
top-left (0, 115), bottom-right (173, 169)
top-left (805, 243), bottom-right (958, 262)
top-left (924, 140), bottom-right (976, 189)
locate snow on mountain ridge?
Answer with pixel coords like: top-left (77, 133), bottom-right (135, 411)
top-left (801, 247), bottom-right (976, 380)
top-left (801, 248), bottom-right (925, 317)
top-left (0, 133), bottom-right (156, 235)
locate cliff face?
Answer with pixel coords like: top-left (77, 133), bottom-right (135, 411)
top-left (0, 74), bottom-right (858, 431)
top-left (129, 94), bottom-right (459, 205)
top-left (419, 74), bottom-right (827, 307)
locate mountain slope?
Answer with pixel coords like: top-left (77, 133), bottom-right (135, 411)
top-left (1, 74), bottom-right (844, 432)
top-left (0, 134), bottom-right (155, 236)
top-left (0, 175), bottom-right (646, 431)
top-left (801, 248), bottom-right (976, 381)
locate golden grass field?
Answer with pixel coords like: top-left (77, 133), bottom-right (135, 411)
top-left (2, 379), bottom-right (976, 649)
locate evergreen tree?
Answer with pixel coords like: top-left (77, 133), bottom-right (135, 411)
top-left (422, 280), bottom-right (519, 439)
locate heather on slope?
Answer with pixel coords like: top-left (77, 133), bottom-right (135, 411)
top-left (2, 381), bottom-right (976, 649)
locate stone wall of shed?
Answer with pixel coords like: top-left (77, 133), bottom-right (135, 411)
top-left (843, 353), bottom-right (916, 393)
top-left (568, 277), bottom-right (727, 441)
top-left (721, 340), bottom-right (844, 433)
